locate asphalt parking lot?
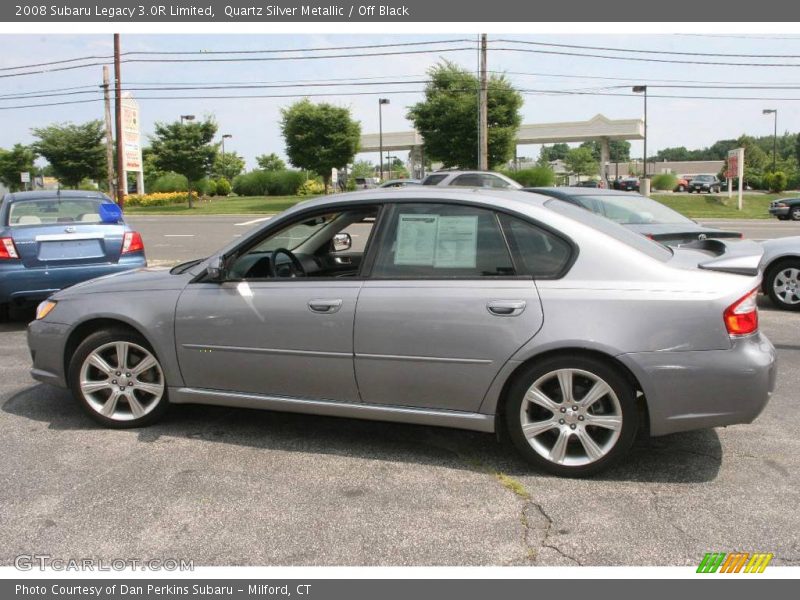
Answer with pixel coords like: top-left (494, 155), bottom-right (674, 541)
top-left (1, 216), bottom-right (799, 566)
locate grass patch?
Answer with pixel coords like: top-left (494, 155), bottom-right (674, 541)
top-left (495, 472), bottom-right (530, 500)
top-left (123, 195), bottom-right (311, 215)
top-left (650, 192), bottom-right (791, 219)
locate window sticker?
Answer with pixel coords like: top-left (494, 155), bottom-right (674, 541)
top-left (394, 214), bottom-right (439, 265)
top-left (434, 216), bottom-right (478, 268)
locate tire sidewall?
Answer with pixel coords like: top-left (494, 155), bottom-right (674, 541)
top-left (504, 355), bottom-right (638, 477)
top-left (791, 207), bottom-right (800, 221)
top-left (68, 329), bottom-right (169, 428)
top-left (765, 259), bottom-right (800, 312)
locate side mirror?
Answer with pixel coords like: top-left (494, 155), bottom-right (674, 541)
top-left (99, 203), bottom-right (123, 224)
top-left (333, 232), bottom-right (352, 252)
top-left (205, 255), bottom-right (227, 281)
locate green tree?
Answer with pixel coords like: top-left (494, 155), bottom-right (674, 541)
top-left (255, 152), bottom-right (286, 171)
top-left (149, 118), bottom-right (218, 208)
top-left (580, 140), bottom-right (630, 162)
top-left (0, 144), bottom-right (37, 192)
top-left (538, 143), bottom-right (571, 164)
top-left (407, 61), bottom-right (522, 169)
top-left (31, 121), bottom-right (106, 188)
top-left (351, 160), bottom-right (376, 178)
top-left (280, 99), bottom-right (361, 191)
top-left (213, 151), bottom-right (245, 181)
top-left (565, 147), bottom-right (598, 178)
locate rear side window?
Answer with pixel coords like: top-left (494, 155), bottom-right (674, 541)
top-left (451, 174), bottom-right (483, 187)
top-left (7, 199), bottom-right (104, 227)
top-left (499, 215), bottom-right (573, 278)
top-left (422, 174), bottom-right (447, 186)
top-left (372, 203), bottom-right (515, 278)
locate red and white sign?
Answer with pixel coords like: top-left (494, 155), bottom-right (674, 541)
top-left (121, 94), bottom-right (142, 172)
top-left (726, 148), bottom-right (744, 180)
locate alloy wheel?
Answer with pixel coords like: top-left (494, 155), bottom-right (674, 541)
top-left (519, 368), bottom-right (622, 467)
top-left (773, 267), bottom-right (800, 306)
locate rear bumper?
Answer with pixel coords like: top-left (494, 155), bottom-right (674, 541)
top-left (618, 332), bottom-right (776, 436)
top-left (27, 319), bottom-right (70, 388)
top-left (0, 257), bottom-right (145, 305)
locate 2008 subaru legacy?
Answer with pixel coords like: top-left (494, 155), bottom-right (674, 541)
top-left (27, 188), bottom-right (776, 476)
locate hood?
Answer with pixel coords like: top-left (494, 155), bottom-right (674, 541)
top-left (52, 266), bottom-right (191, 299)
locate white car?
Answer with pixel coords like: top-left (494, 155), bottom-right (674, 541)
top-left (421, 170), bottom-right (522, 189)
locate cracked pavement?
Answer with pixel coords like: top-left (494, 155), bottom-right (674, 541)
top-left (1, 298), bottom-right (798, 566)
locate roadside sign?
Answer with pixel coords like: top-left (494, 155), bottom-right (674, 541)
top-left (727, 148), bottom-right (744, 210)
top-left (20, 172), bottom-right (30, 183)
top-left (121, 93), bottom-right (143, 173)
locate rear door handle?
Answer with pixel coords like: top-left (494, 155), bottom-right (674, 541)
top-left (308, 299), bottom-right (343, 314)
top-left (487, 300), bottom-right (526, 317)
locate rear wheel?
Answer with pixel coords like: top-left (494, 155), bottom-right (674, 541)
top-left (505, 356), bottom-right (638, 477)
top-left (68, 329), bottom-right (169, 428)
top-left (765, 259), bottom-right (800, 311)
top-left (791, 207), bottom-right (800, 221)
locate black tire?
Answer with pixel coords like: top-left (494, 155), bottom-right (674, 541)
top-left (0, 303), bottom-right (9, 323)
top-left (764, 259), bottom-right (800, 312)
top-left (504, 355), bottom-right (638, 477)
top-left (68, 328), bottom-right (169, 428)
top-left (791, 207), bottom-right (800, 221)
top-left (777, 216), bottom-right (789, 221)
top-left (688, 188), bottom-right (694, 194)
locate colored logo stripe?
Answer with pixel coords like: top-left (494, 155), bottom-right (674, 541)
top-left (697, 552), bottom-right (773, 573)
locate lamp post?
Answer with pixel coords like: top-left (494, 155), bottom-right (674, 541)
top-left (385, 154), bottom-right (397, 180)
top-left (762, 109), bottom-right (777, 172)
top-left (378, 98), bottom-right (390, 181)
top-left (633, 86), bottom-right (647, 178)
top-left (221, 134), bottom-right (232, 158)
top-left (180, 114), bottom-right (195, 124)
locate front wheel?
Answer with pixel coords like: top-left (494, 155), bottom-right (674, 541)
top-left (68, 329), bottom-right (169, 428)
top-left (505, 356), bottom-right (638, 477)
top-left (765, 259), bottom-right (800, 311)
top-left (791, 207), bottom-right (800, 221)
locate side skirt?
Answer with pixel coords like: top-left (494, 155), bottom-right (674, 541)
top-left (169, 387), bottom-right (496, 433)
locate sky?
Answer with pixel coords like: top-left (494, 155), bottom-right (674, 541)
top-left (1, 33), bottom-right (800, 170)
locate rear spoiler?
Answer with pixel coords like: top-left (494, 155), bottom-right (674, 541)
top-left (685, 239), bottom-right (764, 276)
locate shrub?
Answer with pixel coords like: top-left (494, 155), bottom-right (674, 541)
top-left (502, 166), bottom-right (555, 188)
top-left (125, 192), bottom-right (198, 207)
top-left (149, 172), bottom-right (188, 193)
top-left (764, 171), bottom-right (788, 193)
top-left (650, 173), bottom-right (679, 191)
top-left (297, 179), bottom-right (325, 196)
top-left (216, 178), bottom-right (231, 196)
top-left (232, 169), bottom-right (307, 196)
top-left (204, 178), bottom-right (217, 197)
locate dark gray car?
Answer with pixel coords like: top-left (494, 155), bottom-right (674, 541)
top-left (27, 189), bottom-right (775, 477)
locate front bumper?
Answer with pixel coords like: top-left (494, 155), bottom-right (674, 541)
top-left (769, 206), bottom-right (790, 217)
top-left (27, 319), bottom-right (71, 388)
top-left (618, 332), bottom-right (776, 436)
top-left (0, 258), bottom-right (145, 305)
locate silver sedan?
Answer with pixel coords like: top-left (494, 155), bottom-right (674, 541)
top-left (27, 189), bottom-right (776, 476)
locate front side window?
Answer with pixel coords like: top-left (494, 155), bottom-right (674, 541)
top-left (372, 203), bottom-right (515, 278)
top-left (7, 199), bottom-right (104, 227)
top-left (483, 175), bottom-right (512, 189)
top-left (450, 174), bottom-right (484, 187)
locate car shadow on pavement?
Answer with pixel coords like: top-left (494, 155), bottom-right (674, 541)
top-left (3, 383), bottom-right (722, 484)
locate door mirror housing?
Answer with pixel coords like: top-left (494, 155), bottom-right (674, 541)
top-left (205, 255), bottom-right (227, 281)
top-left (333, 232), bottom-right (352, 252)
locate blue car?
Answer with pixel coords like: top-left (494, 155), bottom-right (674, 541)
top-left (0, 190), bottom-right (146, 320)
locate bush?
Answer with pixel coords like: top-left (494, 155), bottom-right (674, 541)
top-left (149, 172), bottom-right (188, 193)
top-left (216, 178), bottom-right (231, 196)
top-left (764, 171), bottom-right (788, 193)
top-left (502, 166), bottom-right (555, 187)
top-left (204, 178), bottom-right (217, 197)
top-left (650, 173), bottom-right (679, 191)
top-left (297, 179), bottom-right (325, 196)
top-left (232, 169), bottom-right (307, 196)
top-left (125, 192), bottom-right (198, 207)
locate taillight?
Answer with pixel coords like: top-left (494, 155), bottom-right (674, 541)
top-left (0, 237), bottom-right (19, 259)
top-left (724, 288), bottom-right (759, 337)
top-left (121, 231), bottom-right (144, 254)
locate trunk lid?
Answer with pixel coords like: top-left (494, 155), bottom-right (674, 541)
top-left (671, 238), bottom-right (764, 276)
top-left (11, 222), bottom-right (126, 269)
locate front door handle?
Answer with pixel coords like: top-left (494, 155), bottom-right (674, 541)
top-left (308, 299), bottom-right (343, 314)
top-left (487, 300), bottom-right (526, 317)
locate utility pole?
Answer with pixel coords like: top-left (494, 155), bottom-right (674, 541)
top-left (478, 34), bottom-right (488, 171)
top-left (102, 66), bottom-right (116, 200)
top-left (114, 33), bottom-right (125, 208)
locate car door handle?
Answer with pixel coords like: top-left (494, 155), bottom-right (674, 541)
top-left (486, 300), bottom-right (526, 317)
top-left (308, 299), bottom-right (343, 314)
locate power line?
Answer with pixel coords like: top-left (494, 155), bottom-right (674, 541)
top-left (497, 38), bottom-right (800, 59)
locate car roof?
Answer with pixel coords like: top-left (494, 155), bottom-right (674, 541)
top-left (4, 190), bottom-right (111, 203)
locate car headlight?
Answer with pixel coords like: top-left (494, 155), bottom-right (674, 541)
top-left (36, 300), bottom-right (57, 320)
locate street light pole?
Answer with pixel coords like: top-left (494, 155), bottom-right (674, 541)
top-left (180, 114), bottom-right (195, 124)
top-left (221, 134), bottom-right (232, 158)
top-left (378, 98), bottom-right (389, 181)
top-left (633, 86), bottom-right (647, 178)
top-left (763, 109), bottom-right (777, 172)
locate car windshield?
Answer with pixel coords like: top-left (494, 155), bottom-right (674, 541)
top-left (579, 194), bottom-right (694, 225)
top-left (7, 198), bottom-right (105, 227)
top-left (694, 175), bottom-right (715, 182)
top-left (545, 199), bottom-right (673, 262)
